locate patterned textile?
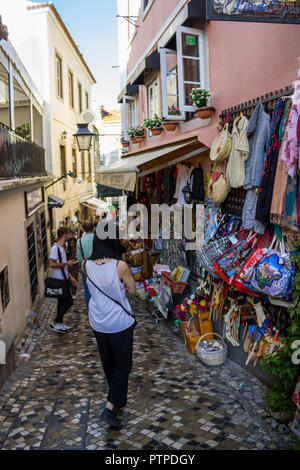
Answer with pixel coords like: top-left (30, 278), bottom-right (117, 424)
top-left (281, 67), bottom-right (300, 177)
top-left (282, 173), bottom-right (299, 235)
top-left (204, 199), bottom-right (222, 244)
top-left (256, 98), bottom-right (286, 224)
top-left (270, 100), bottom-right (292, 226)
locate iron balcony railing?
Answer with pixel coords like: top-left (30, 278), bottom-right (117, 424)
top-left (0, 122), bottom-right (47, 179)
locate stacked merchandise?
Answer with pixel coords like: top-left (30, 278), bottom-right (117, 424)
top-left (144, 266), bottom-right (172, 321)
top-left (161, 266), bottom-right (190, 295)
top-left (123, 239), bottom-right (144, 281)
top-left (159, 239), bottom-right (188, 271)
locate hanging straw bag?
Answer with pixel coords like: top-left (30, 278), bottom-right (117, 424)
top-left (210, 172), bottom-right (230, 204)
top-left (210, 123), bottom-right (232, 163)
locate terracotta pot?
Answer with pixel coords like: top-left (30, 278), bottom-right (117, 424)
top-left (122, 142), bottom-right (130, 147)
top-left (134, 135), bottom-right (145, 142)
top-left (151, 127), bottom-right (163, 136)
top-left (130, 137), bottom-right (138, 143)
top-left (195, 106), bottom-right (215, 119)
top-left (163, 121), bottom-right (178, 132)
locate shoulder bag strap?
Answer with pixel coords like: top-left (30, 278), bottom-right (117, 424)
top-left (57, 246), bottom-right (67, 281)
top-left (84, 260), bottom-right (134, 318)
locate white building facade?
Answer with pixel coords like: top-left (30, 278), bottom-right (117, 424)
top-left (2, 1), bottom-right (98, 235)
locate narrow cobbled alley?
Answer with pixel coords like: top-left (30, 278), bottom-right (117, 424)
top-left (0, 285), bottom-right (288, 451)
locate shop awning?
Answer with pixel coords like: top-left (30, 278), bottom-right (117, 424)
top-left (48, 194), bottom-right (64, 209)
top-left (95, 138), bottom-right (208, 192)
top-left (79, 196), bottom-right (110, 212)
top-left (97, 183), bottom-right (123, 198)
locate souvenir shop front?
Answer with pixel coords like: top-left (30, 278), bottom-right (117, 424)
top-left (138, 78), bottom-right (300, 433)
top-left (141, 82), bottom-right (298, 371)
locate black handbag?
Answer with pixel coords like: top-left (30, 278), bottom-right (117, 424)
top-left (45, 246), bottom-right (70, 299)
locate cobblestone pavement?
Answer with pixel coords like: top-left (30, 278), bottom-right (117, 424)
top-left (0, 284), bottom-right (288, 450)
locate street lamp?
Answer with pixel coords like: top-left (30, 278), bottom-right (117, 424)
top-left (182, 180), bottom-right (193, 204)
top-left (73, 123), bottom-right (95, 152)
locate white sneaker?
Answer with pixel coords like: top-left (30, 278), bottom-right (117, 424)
top-left (60, 323), bottom-right (72, 332)
top-left (50, 323), bottom-right (67, 334)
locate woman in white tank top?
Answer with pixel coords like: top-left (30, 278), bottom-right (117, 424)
top-left (83, 231), bottom-right (136, 428)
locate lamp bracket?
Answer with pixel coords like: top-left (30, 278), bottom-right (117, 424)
top-left (116, 15), bottom-right (139, 27)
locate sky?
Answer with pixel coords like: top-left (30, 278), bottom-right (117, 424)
top-left (30, 0), bottom-right (121, 111)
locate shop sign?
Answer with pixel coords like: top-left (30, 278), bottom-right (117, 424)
top-left (186, 35), bottom-right (196, 45)
top-left (206, 0), bottom-right (300, 24)
top-left (25, 187), bottom-right (44, 217)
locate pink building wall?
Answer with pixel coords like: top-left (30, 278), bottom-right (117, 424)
top-left (125, 0), bottom-right (300, 153)
top-left (199, 20), bottom-right (300, 147)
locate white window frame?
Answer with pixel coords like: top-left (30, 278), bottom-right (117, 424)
top-left (122, 95), bottom-right (138, 140)
top-left (160, 48), bottom-right (185, 121)
top-left (147, 79), bottom-right (159, 119)
top-left (176, 26), bottom-right (206, 113)
top-left (55, 53), bottom-right (63, 100)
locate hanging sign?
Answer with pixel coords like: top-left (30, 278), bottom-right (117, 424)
top-left (206, 0), bottom-right (300, 24)
top-left (25, 187), bottom-right (44, 217)
top-left (186, 35), bottom-right (196, 45)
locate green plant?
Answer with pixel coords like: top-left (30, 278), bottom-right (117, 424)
top-left (120, 133), bottom-right (129, 143)
top-left (190, 88), bottom-right (210, 108)
top-left (167, 105), bottom-right (181, 116)
top-left (15, 123), bottom-right (30, 139)
top-left (128, 126), bottom-right (145, 138)
top-left (143, 114), bottom-right (162, 129)
top-left (260, 239), bottom-right (300, 414)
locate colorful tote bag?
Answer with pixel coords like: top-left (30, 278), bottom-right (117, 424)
top-left (250, 240), bottom-right (294, 297)
top-left (213, 234), bottom-right (257, 285)
top-left (232, 232), bottom-right (274, 295)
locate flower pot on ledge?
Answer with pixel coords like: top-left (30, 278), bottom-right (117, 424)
top-left (121, 141), bottom-right (130, 148)
top-left (195, 106), bottom-right (215, 119)
top-left (130, 137), bottom-right (138, 144)
top-left (134, 135), bottom-right (145, 143)
top-left (162, 121), bottom-right (178, 132)
top-left (151, 127), bottom-right (163, 136)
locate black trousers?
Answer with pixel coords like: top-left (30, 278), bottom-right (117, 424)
top-left (55, 285), bottom-right (73, 323)
top-left (93, 322), bottom-right (135, 409)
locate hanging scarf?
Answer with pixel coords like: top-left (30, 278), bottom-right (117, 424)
top-left (256, 98), bottom-right (286, 224)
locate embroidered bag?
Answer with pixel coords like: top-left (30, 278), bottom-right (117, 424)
top-left (250, 238), bottom-right (294, 297)
top-left (232, 232), bottom-right (274, 295)
top-left (213, 233), bottom-right (257, 285)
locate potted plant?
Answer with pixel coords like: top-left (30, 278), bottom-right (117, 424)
top-left (120, 134), bottom-right (130, 148)
top-left (162, 106), bottom-right (181, 131)
top-left (190, 88), bottom-right (215, 119)
top-left (128, 126), bottom-right (138, 143)
top-left (134, 126), bottom-right (145, 142)
top-left (143, 114), bottom-right (163, 135)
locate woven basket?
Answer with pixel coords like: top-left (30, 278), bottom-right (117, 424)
top-left (184, 318), bottom-right (201, 354)
top-left (195, 333), bottom-right (228, 366)
top-left (162, 271), bottom-right (188, 294)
